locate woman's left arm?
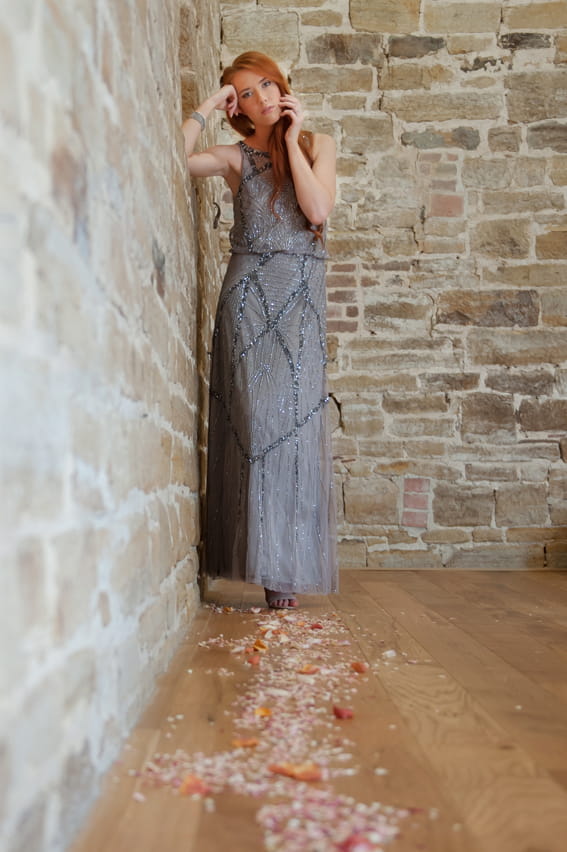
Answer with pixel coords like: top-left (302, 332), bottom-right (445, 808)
top-left (282, 95), bottom-right (336, 226)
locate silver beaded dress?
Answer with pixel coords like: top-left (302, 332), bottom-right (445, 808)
top-left (204, 140), bottom-right (337, 595)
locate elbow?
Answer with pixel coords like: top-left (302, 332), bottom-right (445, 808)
top-left (310, 192), bottom-right (335, 227)
top-left (309, 202), bottom-right (334, 228)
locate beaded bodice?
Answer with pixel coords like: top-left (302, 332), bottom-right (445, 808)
top-left (229, 142), bottom-right (326, 259)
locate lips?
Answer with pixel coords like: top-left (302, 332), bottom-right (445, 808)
top-left (262, 105), bottom-right (275, 115)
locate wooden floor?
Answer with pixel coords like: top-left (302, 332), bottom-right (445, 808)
top-left (73, 571), bottom-right (567, 852)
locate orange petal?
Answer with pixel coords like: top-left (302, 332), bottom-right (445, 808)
top-left (339, 834), bottom-right (375, 851)
top-left (254, 707), bottom-right (272, 717)
top-left (223, 606), bottom-right (235, 613)
top-left (269, 762), bottom-right (322, 782)
top-left (333, 705), bottom-right (354, 720)
top-left (247, 654), bottom-right (261, 665)
top-left (310, 623), bottom-right (324, 630)
top-left (232, 737), bottom-right (259, 748)
top-left (179, 774), bottom-right (210, 795)
top-left (297, 664), bottom-right (320, 675)
top-left (253, 639), bottom-right (268, 652)
top-left (351, 661), bottom-right (369, 673)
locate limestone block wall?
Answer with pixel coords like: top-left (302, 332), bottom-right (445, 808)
top-left (0, 1), bottom-right (219, 849)
top-left (220, 0), bottom-right (567, 571)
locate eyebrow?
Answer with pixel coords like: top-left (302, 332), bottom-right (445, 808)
top-left (237, 77), bottom-right (269, 96)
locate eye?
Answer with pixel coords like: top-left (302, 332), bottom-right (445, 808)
top-left (240, 91), bottom-right (251, 99)
top-left (262, 80), bottom-right (272, 88)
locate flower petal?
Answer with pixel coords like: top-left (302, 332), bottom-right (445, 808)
top-left (333, 706), bottom-right (354, 720)
top-left (179, 774), bottom-right (210, 795)
top-left (232, 737), bottom-right (259, 748)
top-left (268, 762), bottom-right (323, 782)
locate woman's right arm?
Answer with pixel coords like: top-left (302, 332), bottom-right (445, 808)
top-left (182, 85), bottom-right (239, 179)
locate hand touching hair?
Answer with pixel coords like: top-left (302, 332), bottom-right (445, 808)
top-left (221, 52), bottom-right (315, 216)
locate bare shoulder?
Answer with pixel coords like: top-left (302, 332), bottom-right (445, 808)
top-left (311, 133), bottom-right (336, 160)
top-left (210, 142), bottom-right (242, 170)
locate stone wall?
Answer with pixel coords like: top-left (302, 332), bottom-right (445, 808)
top-left (220, 0), bottom-right (567, 571)
top-left (0, 1), bottom-right (219, 849)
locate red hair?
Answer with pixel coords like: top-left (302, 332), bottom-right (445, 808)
top-left (221, 51), bottom-right (315, 218)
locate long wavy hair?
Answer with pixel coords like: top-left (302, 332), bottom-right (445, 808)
top-left (221, 51), bottom-right (315, 218)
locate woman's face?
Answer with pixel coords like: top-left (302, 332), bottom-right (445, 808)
top-left (232, 69), bottom-right (282, 127)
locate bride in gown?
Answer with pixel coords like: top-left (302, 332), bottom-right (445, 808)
top-left (182, 51), bottom-right (337, 609)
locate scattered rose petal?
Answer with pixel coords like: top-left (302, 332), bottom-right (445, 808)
top-left (339, 833), bottom-right (375, 851)
top-left (268, 761), bottom-right (323, 782)
top-left (232, 737), bottom-right (259, 749)
top-left (297, 664), bottom-right (320, 675)
top-left (179, 774), bottom-right (210, 796)
top-left (351, 661), bottom-right (369, 673)
top-left (382, 649), bottom-right (397, 659)
top-left (247, 654), bottom-right (261, 666)
top-left (254, 707), bottom-right (272, 717)
top-left (311, 623), bottom-right (324, 630)
top-left (253, 639), bottom-right (269, 652)
top-left (223, 606), bottom-right (235, 613)
top-left (333, 706), bottom-right (354, 720)
top-left (132, 792), bottom-right (146, 802)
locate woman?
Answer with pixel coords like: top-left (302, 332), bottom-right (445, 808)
top-left (183, 51), bottom-right (337, 609)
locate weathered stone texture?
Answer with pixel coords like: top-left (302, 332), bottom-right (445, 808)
top-left (389, 35), bottom-right (445, 58)
top-left (536, 229), bottom-right (567, 259)
top-left (351, 0), bottom-right (420, 33)
top-left (222, 9), bottom-right (300, 63)
top-left (436, 290), bottom-right (539, 327)
top-left (341, 115), bottom-right (394, 154)
top-left (344, 477), bottom-right (399, 524)
top-left (471, 220), bottom-right (530, 258)
top-left (382, 91), bottom-right (502, 122)
top-left (403, 126), bottom-right (480, 150)
top-left (503, 1), bottom-right (567, 29)
top-left (424, 2), bottom-right (502, 34)
top-left (519, 400), bottom-right (567, 432)
top-left (461, 393), bottom-right (517, 444)
top-left (496, 485), bottom-right (549, 526)
top-left (446, 545), bottom-right (543, 570)
top-left (433, 484), bottom-right (494, 527)
top-left (507, 71), bottom-right (567, 123)
top-left (306, 33), bottom-right (384, 66)
top-left (2, 2), bottom-right (220, 851)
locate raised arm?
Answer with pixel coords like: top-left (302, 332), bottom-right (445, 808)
top-left (280, 94), bottom-right (336, 227)
top-left (182, 85), bottom-right (239, 180)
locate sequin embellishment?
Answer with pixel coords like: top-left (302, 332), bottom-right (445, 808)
top-left (205, 142), bottom-right (337, 595)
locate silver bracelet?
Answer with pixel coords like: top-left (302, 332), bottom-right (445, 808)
top-left (189, 110), bottom-right (206, 130)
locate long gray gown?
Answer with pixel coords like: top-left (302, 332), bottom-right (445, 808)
top-left (204, 141), bottom-right (337, 595)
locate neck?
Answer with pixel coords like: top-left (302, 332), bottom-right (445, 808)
top-left (248, 128), bottom-right (272, 150)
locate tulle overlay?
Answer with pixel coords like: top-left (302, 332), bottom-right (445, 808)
top-left (205, 142), bottom-right (337, 594)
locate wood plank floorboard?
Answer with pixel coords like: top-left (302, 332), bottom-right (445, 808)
top-left (73, 571), bottom-right (567, 852)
